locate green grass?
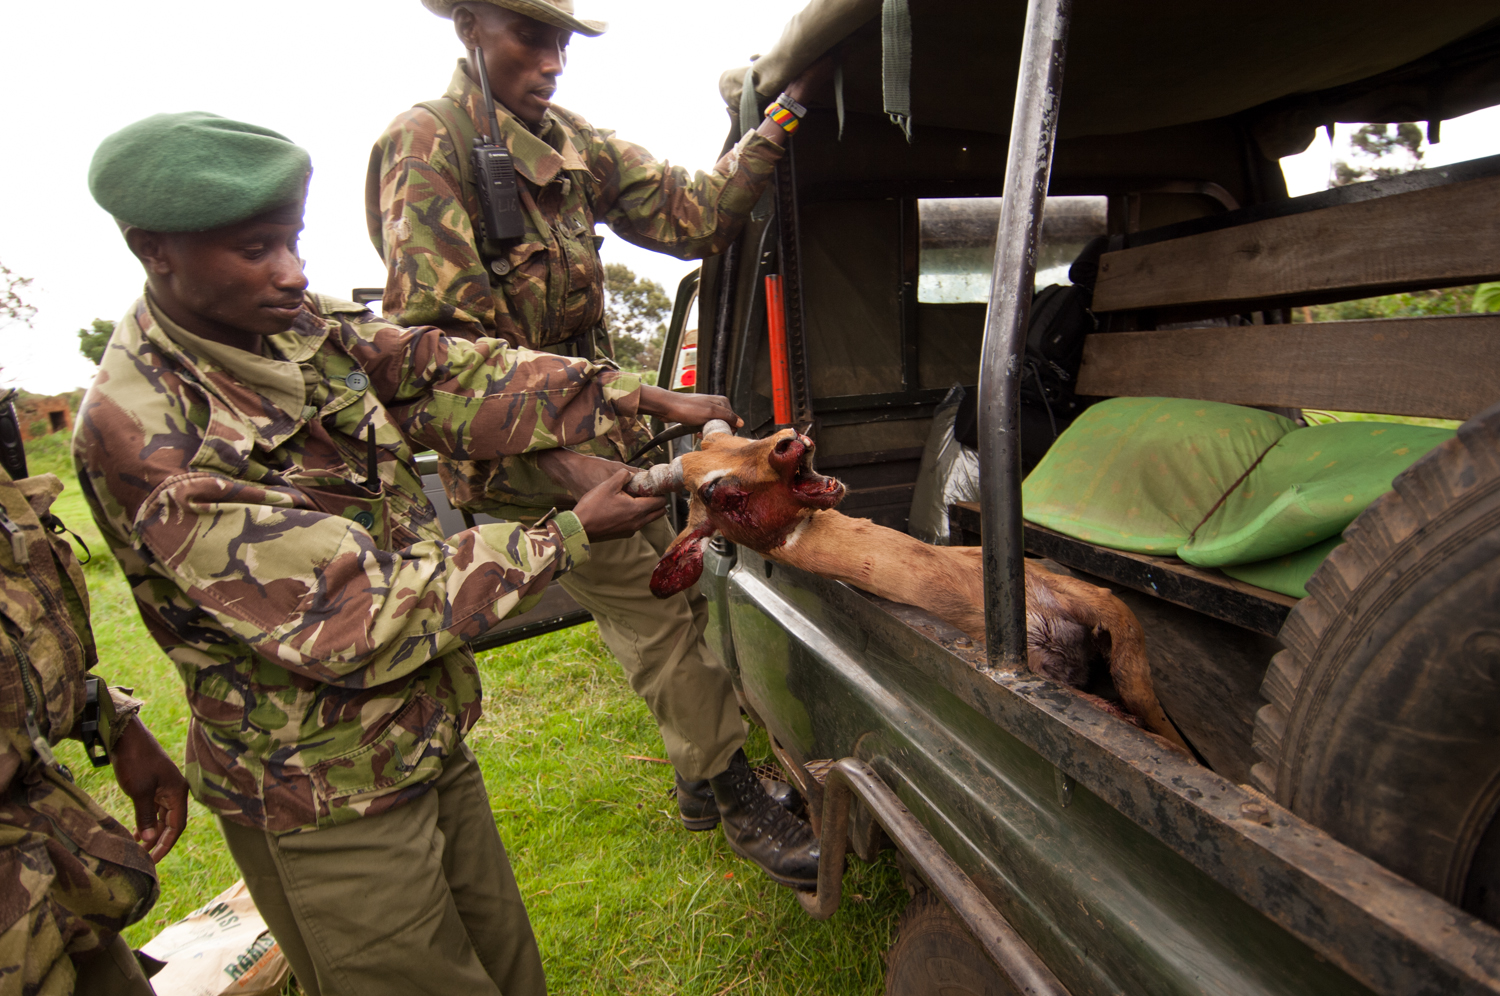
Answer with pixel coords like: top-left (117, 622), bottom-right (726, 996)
top-left (28, 431), bottom-right (906, 995)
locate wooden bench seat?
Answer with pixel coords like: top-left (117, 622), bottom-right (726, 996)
top-left (949, 502), bottom-right (1297, 637)
top-left (1076, 313), bottom-right (1500, 421)
top-left (1092, 172), bottom-right (1500, 320)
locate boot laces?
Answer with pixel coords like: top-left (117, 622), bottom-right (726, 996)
top-left (728, 764), bottom-right (816, 846)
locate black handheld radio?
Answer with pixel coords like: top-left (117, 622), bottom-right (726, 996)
top-left (0, 390), bottom-right (26, 481)
top-left (471, 48), bottom-right (526, 243)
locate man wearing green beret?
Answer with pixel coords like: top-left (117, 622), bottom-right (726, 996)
top-left (75, 111), bottom-right (733, 996)
top-left (367, 0), bottom-right (829, 890)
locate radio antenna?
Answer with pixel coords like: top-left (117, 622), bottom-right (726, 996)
top-left (472, 46), bottom-right (503, 144)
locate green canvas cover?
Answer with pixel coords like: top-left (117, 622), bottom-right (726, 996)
top-left (720, 0), bottom-right (1500, 153)
top-left (1022, 398), bottom-right (1456, 597)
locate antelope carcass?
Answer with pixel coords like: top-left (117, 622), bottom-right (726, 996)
top-left (630, 422), bottom-right (1189, 752)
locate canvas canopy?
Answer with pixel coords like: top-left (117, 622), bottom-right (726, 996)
top-left (723, 0), bottom-right (1500, 159)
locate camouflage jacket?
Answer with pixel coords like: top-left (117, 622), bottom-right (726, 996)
top-left (73, 293), bottom-right (640, 833)
top-left (2, 467), bottom-right (158, 989)
top-left (367, 62), bottom-right (780, 515)
top-left (367, 60), bottom-right (783, 350)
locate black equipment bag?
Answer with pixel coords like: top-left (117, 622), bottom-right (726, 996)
top-left (953, 235), bottom-right (1107, 471)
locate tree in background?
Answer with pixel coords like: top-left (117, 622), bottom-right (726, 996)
top-left (77, 319), bottom-right (115, 365)
top-left (1476, 283), bottom-right (1500, 314)
top-left (1295, 122), bottom-right (1500, 323)
top-left (604, 263), bottom-right (671, 376)
top-left (1331, 122), bottom-right (1425, 186)
top-left (1298, 286), bottom-right (1476, 324)
top-left (1, 260), bottom-right (37, 329)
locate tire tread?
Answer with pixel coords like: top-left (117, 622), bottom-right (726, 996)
top-left (1253, 401), bottom-right (1500, 814)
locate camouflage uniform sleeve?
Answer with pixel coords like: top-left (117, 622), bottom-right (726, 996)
top-left (368, 108), bottom-right (494, 336)
top-left (130, 471), bottom-right (590, 687)
top-left (587, 125), bottom-right (784, 260)
top-left (104, 687), bottom-right (143, 751)
top-left (336, 308), bottom-right (642, 459)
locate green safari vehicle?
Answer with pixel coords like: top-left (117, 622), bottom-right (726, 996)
top-left (643, 0), bottom-right (1500, 992)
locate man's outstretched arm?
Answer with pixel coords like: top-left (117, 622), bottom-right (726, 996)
top-left (595, 56), bottom-right (835, 259)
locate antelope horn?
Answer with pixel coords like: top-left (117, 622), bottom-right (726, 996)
top-left (626, 458), bottom-right (685, 497)
top-left (625, 420), bottom-right (730, 495)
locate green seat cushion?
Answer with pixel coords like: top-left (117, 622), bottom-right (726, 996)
top-left (1023, 397), bottom-right (1456, 598)
top-left (1219, 536), bottom-right (1344, 599)
top-left (1021, 397), bottom-right (1297, 554)
top-left (1178, 421), bottom-right (1453, 568)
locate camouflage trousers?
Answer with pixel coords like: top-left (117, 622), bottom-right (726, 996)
top-left (0, 761), bottom-right (158, 996)
top-left (558, 517), bottom-right (745, 782)
top-left (0, 919), bottom-right (155, 996)
top-left (217, 743), bottom-right (542, 996)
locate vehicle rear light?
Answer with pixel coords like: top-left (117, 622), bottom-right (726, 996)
top-left (673, 340), bottom-right (698, 390)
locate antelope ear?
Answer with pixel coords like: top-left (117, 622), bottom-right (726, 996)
top-left (649, 524), bottom-right (718, 598)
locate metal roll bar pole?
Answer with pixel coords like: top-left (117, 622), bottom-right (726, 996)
top-left (977, 0), bottom-right (1073, 668)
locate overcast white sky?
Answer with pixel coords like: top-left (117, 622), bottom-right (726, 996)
top-left (2, 2), bottom-right (1498, 395)
top-left (0, 0), bottom-right (806, 394)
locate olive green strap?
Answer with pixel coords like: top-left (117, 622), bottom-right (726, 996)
top-left (882, 0), bottom-right (913, 141)
top-left (740, 65), bottom-right (760, 138)
top-left (417, 98), bottom-right (516, 261)
top-left (416, 98), bottom-right (482, 214)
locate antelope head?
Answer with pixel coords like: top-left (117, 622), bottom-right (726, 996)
top-left (628, 422), bottom-right (845, 597)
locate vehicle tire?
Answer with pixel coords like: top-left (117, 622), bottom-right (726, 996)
top-left (885, 890), bottom-right (1018, 996)
top-left (1251, 400), bottom-right (1500, 922)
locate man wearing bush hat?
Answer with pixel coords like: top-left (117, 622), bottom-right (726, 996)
top-left (76, 110), bottom-right (733, 996)
top-left (367, 0), bottom-right (832, 891)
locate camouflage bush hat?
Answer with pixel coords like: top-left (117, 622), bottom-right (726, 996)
top-left (422, 0), bottom-right (606, 37)
top-left (88, 112), bottom-right (312, 232)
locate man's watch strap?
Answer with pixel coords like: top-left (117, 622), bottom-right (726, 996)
top-left (80, 679), bottom-right (143, 767)
top-left (765, 92), bottom-right (807, 135)
top-left (774, 92), bottom-right (807, 119)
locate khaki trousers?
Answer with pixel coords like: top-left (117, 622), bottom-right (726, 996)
top-left (218, 744), bottom-right (544, 996)
top-left (559, 517), bottom-right (744, 781)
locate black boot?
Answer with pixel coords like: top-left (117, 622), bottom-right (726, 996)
top-left (675, 772), bottom-right (721, 831)
top-left (677, 769), bottom-right (806, 831)
top-left (708, 750), bottom-right (820, 890)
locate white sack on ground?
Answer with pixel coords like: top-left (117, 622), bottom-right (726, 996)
top-left (140, 880), bottom-right (290, 996)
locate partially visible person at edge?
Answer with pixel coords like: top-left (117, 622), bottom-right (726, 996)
top-left (2, 397), bottom-right (188, 995)
top-left (75, 112), bottom-right (734, 996)
top-left (367, 0), bottom-right (831, 890)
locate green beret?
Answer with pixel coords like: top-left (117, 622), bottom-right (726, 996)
top-left (89, 112), bottom-right (312, 232)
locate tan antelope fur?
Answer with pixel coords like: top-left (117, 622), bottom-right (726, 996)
top-left (633, 424), bottom-right (1189, 752)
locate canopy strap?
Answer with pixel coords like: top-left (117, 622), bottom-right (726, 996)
top-left (834, 58), bottom-right (846, 140)
top-left (882, 0), bottom-right (913, 142)
top-left (740, 64), bottom-right (760, 138)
